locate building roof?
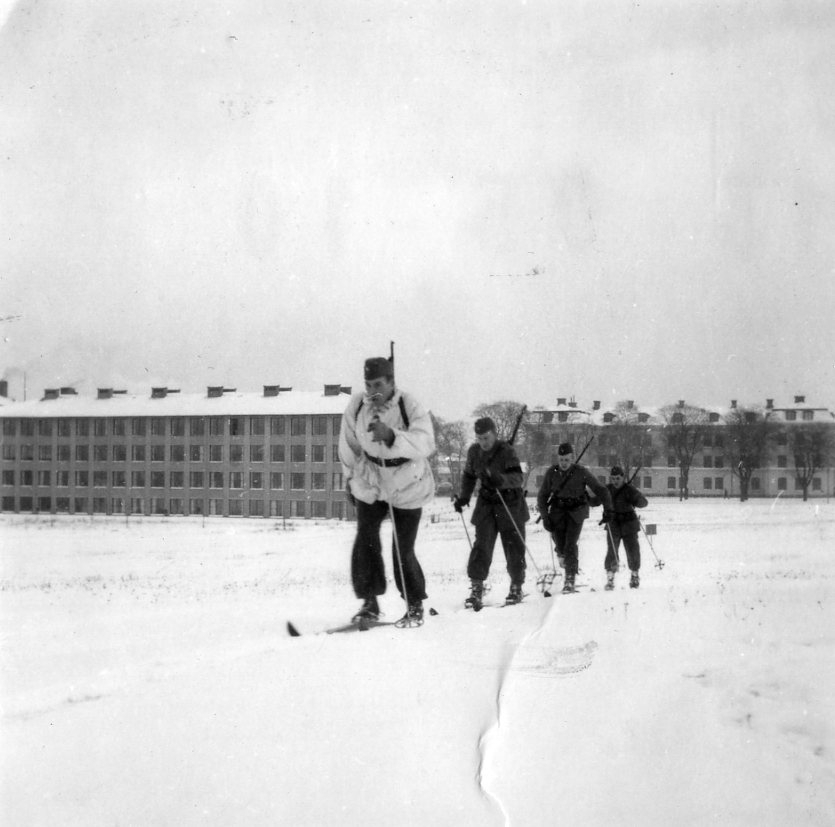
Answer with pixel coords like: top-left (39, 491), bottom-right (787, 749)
top-left (0, 387), bottom-right (352, 418)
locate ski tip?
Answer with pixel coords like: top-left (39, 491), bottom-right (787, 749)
top-left (543, 590), bottom-right (552, 598)
top-left (286, 621), bottom-right (301, 637)
top-left (429, 607), bottom-right (439, 616)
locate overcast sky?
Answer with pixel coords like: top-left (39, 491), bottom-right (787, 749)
top-left (2, 1), bottom-right (833, 420)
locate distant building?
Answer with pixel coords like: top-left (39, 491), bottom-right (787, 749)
top-left (525, 394), bottom-right (835, 499)
top-left (0, 384), bottom-right (355, 518)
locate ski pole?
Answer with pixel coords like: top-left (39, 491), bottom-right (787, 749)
top-left (639, 519), bottom-right (664, 569)
top-left (494, 487), bottom-right (544, 584)
top-left (458, 509), bottom-right (473, 551)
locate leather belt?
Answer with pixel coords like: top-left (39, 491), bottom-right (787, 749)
top-left (365, 452), bottom-right (410, 467)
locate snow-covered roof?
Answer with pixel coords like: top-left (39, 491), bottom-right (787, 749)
top-left (0, 388), bottom-right (352, 418)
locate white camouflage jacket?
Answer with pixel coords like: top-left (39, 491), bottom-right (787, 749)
top-left (338, 388), bottom-right (436, 509)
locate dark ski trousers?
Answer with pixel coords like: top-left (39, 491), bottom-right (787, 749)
top-left (467, 504), bottom-right (526, 585)
top-left (549, 512), bottom-right (585, 576)
top-left (604, 527), bottom-right (641, 573)
top-left (351, 499), bottom-right (427, 603)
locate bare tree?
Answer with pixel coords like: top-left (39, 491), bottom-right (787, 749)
top-left (788, 422), bottom-right (834, 501)
top-left (432, 414), bottom-right (470, 493)
top-left (724, 406), bottom-right (776, 501)
top-left (607, 401), bottom-right (653, 478)
top-left (659, 403), bottom-right (710, 500)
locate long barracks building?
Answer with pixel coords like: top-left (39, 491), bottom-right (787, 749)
top-left (0, 384), bottom-right (356, 519)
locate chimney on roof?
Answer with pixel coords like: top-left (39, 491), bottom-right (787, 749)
top-left (0, 379), bottom-right (7, 397)
top-left (98, 388), bottom-right (113, 399)
top-left (678, 399), bottom-right (685, 408)
top-left (323, 384), bottom-right (341, 396)
top-left (592, 400), bottom-right (601, 411)
top-left (794, 394), bottom-right (805, 404)
top-left (60, 387), bottom-right (77, 395)
top-left (42, 388), bottom-right (60, 400)
top-left (557, 397), bottom-right (566, 406)
top-left (263, 385), bottom-right (280, 397)
top-left (731, 399), bottom-right (737, 409)
top-left (766, 398), bottom-right (774, 409)
top-left (626, 400), bottom-right (634, 409)
top-left (568, 398), bottom-right (577, 408)
top-left (151, 387), bottom-right (180, 399)
top-left (207, 386), bottom-right (236, 398)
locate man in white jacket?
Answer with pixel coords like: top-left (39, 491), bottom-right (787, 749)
top-left (339, 356), bottom-right (436, 626)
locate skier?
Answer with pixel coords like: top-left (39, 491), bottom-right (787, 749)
top-left (338, 356), bottom-right (436, 626)
top-left (453, 417), bottom-right (529, 609)
top-left (537, 443), bottom-right (612, 593)
top-left (603, 466), bottom-right (649, 590)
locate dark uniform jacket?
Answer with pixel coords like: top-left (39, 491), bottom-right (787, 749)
top-left (459, 440), bottom-right (530, 525)
top-left (537, 463), bottom-right (612, 525)
top-left (605, 482), bottom-right (648, 536)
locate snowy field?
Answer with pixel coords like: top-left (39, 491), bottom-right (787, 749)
top-left (2, 498), bottom-right (834, 826)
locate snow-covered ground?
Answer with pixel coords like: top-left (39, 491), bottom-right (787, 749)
top-left (2, 498), bottom-right (834, 826)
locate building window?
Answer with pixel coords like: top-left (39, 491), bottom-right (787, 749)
top-left (190, 417), bottom-right (205, 437)
top-left (38, 419), bottom-right (52, 436)
top-left (291, 445), bottom-right (306, 463)
top-left (812, 477), bottom-right (822, 491)
top-left (777, 477), bottom-right (787, 491)
top-left (20, 470), bottom-right (33, 486)
top-left (703, 456), bottom-right (713, 468)
top-left (189, 499), bottom-right (204, 515)
top-left (208, 499), bottom-right (223, 516)
top-left (56, 419), bottom-right (71, 438)
top-left (130, 498), bottom-right (144, 515)
top-left (112, 445), bottom-right (126, 462)
top-left (271, 445), bottom-right (285, 463)
top-left (2, 419), bottom-right (15, 436)
top-left (170, 472), bottom-right (184, 488)
top-left (75, 419), bottom-right (89, 437)
top-left (75, 471), bottom-right (89, 487)
top-left (91, 497), bottom-right (106, 513)
top-left (20, 444), bottom-right (34, 461)
top-left (93, 471), bottom-right (107, 487)
top-left (311, 501), bottom-right (327, 518)
top-left (802, 410), bottom-right (813, 421)
top-left (750, 477), bottom-right (761, 491)
top-left (248, 499), bottom-right (265, 517)
top-left (250, 472), bottom-right (263, 489)
top-left (230, 445), bottom-right (244, 463)
top-left (131, 471), bottom-right (145, 488)
top-left (777, 455), bottom-right (787, 468)
top-left (209, 445), bottom-right (223, 462)
top-left (76, 445), bottom-right (89, 462)
top-left (715, 478), bottom-right (724, 490)
top-left (151, 445), bottom-right (165, 462)
top-left (39, 444), bottom-right (53, 461)
top-left (210, 472), bottom-right (224, 489)
top-left (312, 416), bottom-right (328, 436)
top-left (170, 445), bottom-right (185, 463)
top-left (55, 444), bottom-right (70, 461)
top-left (130, 418), bottom-right (145, 437)
top-left (209, 417), bottom-right (224, 436)
top-left (169, 498), bottom-right (183, 515)
top-left (785, 410), bottom-right (797, 421)
top-left (332, 472), bottom-right (344, 490)
top-left (667, 477), bottom-right (677, 490)
top-left (292, 500), bottom-right (307, 517)
top-left (269, 500), bottom-right (284, 517)
top-left (250, 444), bottom-right (264, 462)
top-left (312, 473), bottom-right (326, 490)
top-left (291, 416), bottom-right (307, 436)
top-left (703, 478), bottom-right (713, 490)
top-left (642, 476), bottom-right (652, 489)
top-left (170, 418), bottom-right (185, 437)
top-left (2, 445), bottom-right (14, 461)
top-left (667, 456), bottom-right (676, 467)
top-left (291, 472), bottom-right (306, 490)
top-left (714, 456), bottom-right (724, 468)
top-left (190, 445), bottom-right (204, 462)
top-left (332, 445), bottom-right (340, 462)
top-left (131, 445), bottom-right (146, 462)
top-left (94, 444), bottom-right (108, 462)
top-left (56, 470), bottom-right (70, 487)
top-left (108, 418), bottom-right (124, 437)
top-left (228, 500), bottom-right (243, 516)
top-left (250, 416), bottom-right (265, 436)
top-left (190, 471), bottom-right (205, 488)
top-left (270, 472), bottom-right (284, 490)
top-left (150, 418), bottom-right (166, 436)
top-left (312, 444), bottom-right (326, 463)
top-left (270, 416), bottom-right (285, 436)
top-left (56, 497), bottom-right (70, 512)
top-left (112, 471), bottom-right (126, 488)
top-left (20, 419), bottom-right (35, 436)
top-left (229, 417), bottom-right (243, 437)
top-left (151, 497), bottom-right (166, 515)
top-left (230, 472), bottom-right (244, 489)
top-left (74, 497), bottom-right (88, 513)
top-left (2, 470), bottom-right (14, 485)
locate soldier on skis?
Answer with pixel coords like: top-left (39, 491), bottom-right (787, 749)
top-left (602, 466), bottom-right (648, 590)
top-left (339, 356), bottom-right (436, 627)
top-left (453, 417), bottom-right (530, 609)
top-left (537, 442), bottom-right (612, 593)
